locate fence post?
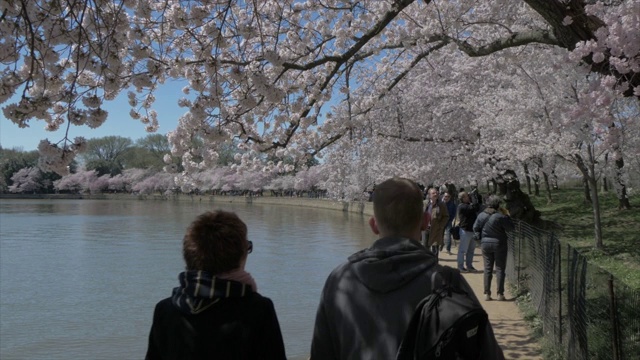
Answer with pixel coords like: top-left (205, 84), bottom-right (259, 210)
top-left (567, 243), bottom-right (571, 357)
top-left (516, 221), bottom-right (520, 292)
top-left (608, 275), bottom-right (620, 360)
top-left (558, 240), bottom-right (562, 345)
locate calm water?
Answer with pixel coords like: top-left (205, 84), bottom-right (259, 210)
top-left (0, 199), bottom-right (373, 360)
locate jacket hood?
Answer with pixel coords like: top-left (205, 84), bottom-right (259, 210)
top-left (171, 270), bottom-right (253, 315)
top-left (347, 236), bottom-right (436, 293)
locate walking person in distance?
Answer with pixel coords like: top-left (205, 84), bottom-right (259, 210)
top-left (473, 195), bottom-right (515, 301)
top-left (425, 187), bottom-right (449, 258)
top-left (442, 191), bottom-right (458, 255)
top-left (456, 191), bottom-right (480, 272)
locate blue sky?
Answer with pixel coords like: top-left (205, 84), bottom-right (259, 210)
top-left (0, 84), bottom-right (187, 151)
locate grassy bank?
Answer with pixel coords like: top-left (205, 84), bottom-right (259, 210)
top-left (529, 186), bottom-right (639, 288)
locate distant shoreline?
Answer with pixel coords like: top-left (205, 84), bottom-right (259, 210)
top-left (0, 193), bottom-right (375, 216)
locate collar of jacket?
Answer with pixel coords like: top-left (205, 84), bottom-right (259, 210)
top-left (347, 236), bottom-right (437, 293)
top-left (484, 208), bottom-right (498, 215)
top-left (171, 270), bottom-right (253, 315)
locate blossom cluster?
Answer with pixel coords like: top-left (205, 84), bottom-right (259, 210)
top-left (1, 0), bottom-right (638, 188)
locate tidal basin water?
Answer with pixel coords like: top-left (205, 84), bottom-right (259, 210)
top-left (0, 198), bottom-right (373, 360)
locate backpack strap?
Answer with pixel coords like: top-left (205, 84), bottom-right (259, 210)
top-left (431, 266), bottom-right (462, 295)
top-left (397, 266), bottom-right (466, 360)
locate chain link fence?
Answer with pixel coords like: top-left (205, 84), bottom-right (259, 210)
top-left (506, 220), bottom-right (640, 359)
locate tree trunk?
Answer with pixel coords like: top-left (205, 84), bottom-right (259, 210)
top-left (601, 152), bottom-right (609, 193)
top-left (582, 175), bottom-right (592, 204)
top-left (543, 171), bottom-right (553, 204)
top-left (497, 170), bottom-right (542, 225)
top-left (523, 163), bottom-right (533, 195)
top-left (574, 152), bottom-right (603, 249)
top-left (552, 168), bottom-right (559, 190)
top-left (613, 152), bottom-right (632, 210)
top-left (533, 175), bottom-right (540, 197)
top-left (588, 170), bottom-right (603, 250)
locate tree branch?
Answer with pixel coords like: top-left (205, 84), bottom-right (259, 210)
top-left (280, 0), bottom-right (420, 71)
top-left (454, 30), bottom-right (561, 57)
top-left (376, 132), bottom-right (476, 146)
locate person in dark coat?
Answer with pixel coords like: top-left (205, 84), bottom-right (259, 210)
top-left (425, 187), bottom-right (449, 257)
top-left (310, 177), bottom-right (504, 360)
top-left (473, 195), bottom-right (515, 301)
top-left (456, 191), bottom-right (480, 272)
top-left (145, 211), bottom-right (287, 360)
top-left (469, 181), bottom-right (484, 213)
top-left (442, 191), bottom-right (458, 255)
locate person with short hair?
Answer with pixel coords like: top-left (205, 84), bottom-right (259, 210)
top-left (442, 191), bottom-right (458, 255)
top-left (425, 187), bottom-right (449, 257)
top-left (469, 181), bottom-right (484, 213)
top-left (474, 195), bottom-right (515, 301)
top-left (310, 177), bottom-right (503, 359)
top-left (145, 210), bottom-right (287, 360)
top-left (456, 191), bottom-right (480, 272)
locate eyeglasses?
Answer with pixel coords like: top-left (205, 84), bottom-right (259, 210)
top-left (247, 241), bottom-right (253, 254)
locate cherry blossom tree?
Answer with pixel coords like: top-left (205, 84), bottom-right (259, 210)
top-left (3, 0), bottom-right (639, 247)
top-left (89, 173), bottom-right (111, 193)
top-left (107, 173), bottom-right (128, 192)
top-left (8, 167), bottom-right (43, 193)
top-left (53, 169), bottom-right (98, 193)
top-left (131, 171), bottom-right (175, 195)
top-left (294, 165), bottom-right (329, 195)
top-left (3, 0), bottom-right (638, 174)
top-left (234, 169), bottom-right (274, 193)
top-left (112, 168), bottom-right (153, 193)
top-left (608, 97), bottom-right (639, 209)
top-left (196, 167), bottom-right (230, 193)
top-left (1, 147), bottom-right (39, 190)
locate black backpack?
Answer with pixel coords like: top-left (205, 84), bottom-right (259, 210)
top-left (396, 267), bottom-right (489, 360)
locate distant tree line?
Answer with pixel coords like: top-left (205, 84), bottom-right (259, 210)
top-left (1, 134), bottom-right (175, 192)
top-left (1, 134), bottom-right (327, 198)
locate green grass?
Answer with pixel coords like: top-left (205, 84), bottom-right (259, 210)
top-left (510, 285), bottom-right (566, 359)
top-left (528, 186), bottom-right (640, 289)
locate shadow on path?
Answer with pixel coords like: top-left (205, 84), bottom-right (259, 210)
top-left (438, 246), bottom-right (542, 359)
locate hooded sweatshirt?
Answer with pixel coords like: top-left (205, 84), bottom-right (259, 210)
top-left (146, 270), bottom-right (286, 360)
top-left (311, 236), bottom-right (503, 360)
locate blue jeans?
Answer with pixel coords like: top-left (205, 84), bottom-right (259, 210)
top-left (444, 225), bottom-right (452, 252)
top-left (457, 229), bottom-right (476, 270)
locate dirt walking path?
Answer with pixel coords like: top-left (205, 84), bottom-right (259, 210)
top-left (438, 246), bottom-right (543, 359)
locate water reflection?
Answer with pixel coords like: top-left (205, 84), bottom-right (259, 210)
top-left (0, 199), bottom-right (374, 359)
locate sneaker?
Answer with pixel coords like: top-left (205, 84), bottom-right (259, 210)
top-left (458, 267), bottom-right (468, 272)
top-left (497, 294), bottom-right (506, 301)
top-left (468, 267), bottom-right (479, 272)
top-left (484, 294), bottom-right (492, 301)
top-left (447, 251), bottom-right (452, 255)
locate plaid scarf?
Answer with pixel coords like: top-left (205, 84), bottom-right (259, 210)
top-left (171, 270), bottom-right (254, 315)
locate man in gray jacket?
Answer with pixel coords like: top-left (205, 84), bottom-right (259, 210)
top-left (310, 177), bottom-right (504, 360)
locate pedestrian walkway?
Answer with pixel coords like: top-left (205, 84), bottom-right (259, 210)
top-left (437, 247), bottom-right (543, 359)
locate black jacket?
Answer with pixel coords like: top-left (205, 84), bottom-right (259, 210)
top-left (146, 275), bottom-right (286, 360)
top-left (310, 236), bottom-right (504, 360)
top-left (473, 208), bottom-right (515, 247)
top-left (457, 202), bottom-right (479, 231)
